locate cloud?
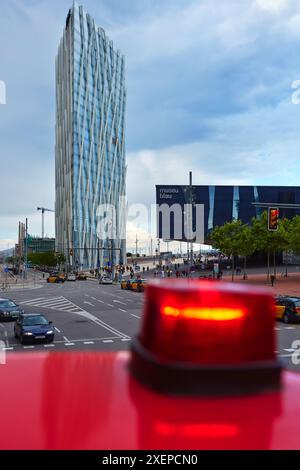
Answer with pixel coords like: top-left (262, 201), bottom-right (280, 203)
top-left (2, 0), bottom-right (300, 249)
top-left (255, 0), bottom-right (289, 13)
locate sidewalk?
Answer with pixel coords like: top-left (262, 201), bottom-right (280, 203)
top-left (224, 272), bottom-right (300, 297)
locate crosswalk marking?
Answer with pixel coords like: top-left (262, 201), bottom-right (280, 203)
top-left (19, 296), bottom-right (87, 315)
top-left (18, 296), bottom-right (130, 340)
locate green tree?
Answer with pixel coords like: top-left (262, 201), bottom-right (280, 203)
top-left (236, 224), bottom-right (256, 279)
top-left (287, 216), bottom-right (300, 253)
top-left (210, 220), bottom-right (246, 281)
top-left (28, 252), bottom-right (57, 267)
top-left (251, 211), bottom-right (289, 279)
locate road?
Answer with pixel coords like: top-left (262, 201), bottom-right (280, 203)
top-left (0, 279), bottom-right (299, 372)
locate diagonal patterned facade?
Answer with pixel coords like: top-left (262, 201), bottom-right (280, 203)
top-left (55, 3), bottom-right (126, 269)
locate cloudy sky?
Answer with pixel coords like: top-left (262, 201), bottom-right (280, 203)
top-left (1, 0), bottom-right (300, 252)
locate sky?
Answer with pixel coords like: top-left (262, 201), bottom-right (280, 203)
top-left (1, 0), bottom-right (300, 252)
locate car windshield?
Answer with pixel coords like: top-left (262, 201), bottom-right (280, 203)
top-left (22, 316), bottom-right (49, 326)
top-left (0, 300), bottom-right (16, 308)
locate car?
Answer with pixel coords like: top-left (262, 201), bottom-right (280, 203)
top-left (275, 295), bottom-right (300, 323)
top-left (131, 278), bottom-right (147, 292)
top-left (67, 273), bottom-right (77, 281)
top-left (121, 278), bottom-right (134, 290)
top-left (77, 273), bottom-right (87, 280)
top-left (134, 265), bottom-right (141, 272)
top-left (14, 313), bottom-right (55, 344)
top-left (99, 275), bottom-right (113, 284)
top-left (47, 274), bottom-right (65, 283)
top-left (0, 298), bottom-right (24, 321)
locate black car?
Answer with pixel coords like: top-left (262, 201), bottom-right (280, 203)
top-left (0, 298), bottom-right (24, 321)
top-left (14, 313), bottom-right (55, 344)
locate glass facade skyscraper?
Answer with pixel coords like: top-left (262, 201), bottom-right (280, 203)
top-left (55, 3), bottom-right (126, 269)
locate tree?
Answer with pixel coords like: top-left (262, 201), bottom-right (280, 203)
top-left (251, 211), bottom-right (289, 278)
top-left (210, 220), bottom-right (246, 281)
top-left (235, 224), bottom-right (256, 279)
top-left (287, 216), bottom-right (300, 253)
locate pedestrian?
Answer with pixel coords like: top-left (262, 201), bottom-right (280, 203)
top-left (270, 274), bottom-right (275, 287)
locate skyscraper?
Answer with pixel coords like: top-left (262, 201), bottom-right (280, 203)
top-left (55, 3), bottom-right (126, 270)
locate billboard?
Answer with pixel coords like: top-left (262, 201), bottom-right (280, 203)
top-left (156, 186), bottom-right (204, 243)
top-left (156, 185), bottom-right (300, 243)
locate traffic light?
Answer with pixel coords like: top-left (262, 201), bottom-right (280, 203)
top-left (268, 207), bottom-right (279, 231)
top-left (69, 248), bottom-right (73, 256)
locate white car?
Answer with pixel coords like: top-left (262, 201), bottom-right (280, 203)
top-left (67, 273), bottom-right (77, 281)
top-left (99, 276), bottom-right (113, 285)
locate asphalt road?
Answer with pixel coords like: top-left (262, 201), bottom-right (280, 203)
top-left (0, 279), bottom-right (300, 372)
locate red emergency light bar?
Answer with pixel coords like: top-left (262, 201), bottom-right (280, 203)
top-left (130, 280), bottom-right (281, 395)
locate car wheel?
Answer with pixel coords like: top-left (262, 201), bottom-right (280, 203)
top-left (20, 335), bottom-right (25, 345)
top-left (283, 313), bottom-right (290, 324)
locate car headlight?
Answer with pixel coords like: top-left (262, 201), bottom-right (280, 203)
top-left (46, 330), bottom-right (54, 335)
top-left (23, 332), bottom-right (33, 336)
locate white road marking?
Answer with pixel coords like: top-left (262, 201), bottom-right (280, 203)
top-left (23, 346), bottom-right (34, 349)
top-left (54, 327), bottom-right (61, 333)
top-left (130, 313), bottom-right (141, 319)
top-left (64, 343), bottom-right (75, 346)
top-left (284, 326), bottom-right (296, 330)
top-left (19, 295), bottom-right (130, 341)
top-left (118, 308), bottom-right (127, 312)
top-left (97, 300), bottom-right (104, 304)
top-left (121, 338), bottom-right (131, 342)
top-left (84, 301), bottom-right (95, 307)
top-left (83, 341), bottom-right (94, 345)
top-left (103, 340), bottom-right (113, 343)
top-left (19, 296), bottom-right (88, 315)
top-left (44, 344), bottom-right (55, 347)
top-left (283, 348), bottom-right (296, 352)
top-left (113, 300), bottom-right (127, 305)
top-left (19, 297), bottom-right (47, 304)
top-left (2, 347), bottom-right (13, 350)
top-left (84, 294), bottom-right (89, 297)
top-left (274, 327), bottom-right (280, 331)
top-left (91, 297), bottom-right (97, 300)
top-left (63, 335), bottom-right (70, 342)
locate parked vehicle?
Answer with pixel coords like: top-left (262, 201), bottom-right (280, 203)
top-left (0, 298), bottom-right (24, 321)
top-left (99, 275), bottom-right (113, 285)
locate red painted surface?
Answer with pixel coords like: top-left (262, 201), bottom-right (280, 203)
top-left (1, 350), bottom-right (300, 450)
top-left (140, 280), bottom-right (276, 364)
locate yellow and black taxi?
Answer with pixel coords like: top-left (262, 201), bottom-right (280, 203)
top-left (275, 295), bottom-right (300, 323)
top-left (131, 278), bottom-right (147, 292)
top-left (121, 278), bottom-right (134, 290)
top-left (77, 273), bottom-right (87, 280)
top-left (121, 278), bottom-right (147, 292)
top-left (47, 273), bottom-right (65, 283)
